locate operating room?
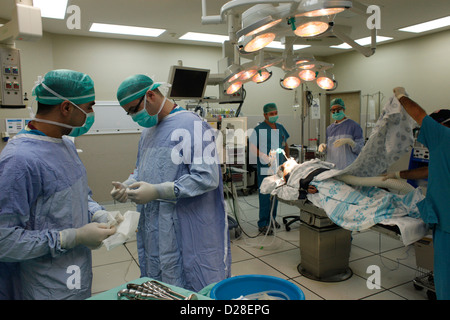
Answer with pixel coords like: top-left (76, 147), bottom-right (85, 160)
top-left (0, 0), bottom-right (449, 301)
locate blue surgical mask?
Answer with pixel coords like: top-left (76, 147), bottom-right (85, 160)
top-left (332, 110), bottom-right (345, 121)
top-left (131, 94), bottom-right (166, 128)
top-left (268, 115), bottom-right (279, 123)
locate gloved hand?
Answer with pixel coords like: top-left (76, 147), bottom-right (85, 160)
top-left (111, 181), bottom-right (128, 203)
top-left (393, 87), bottom-right (408, 100)
top-left (60, 223), bottom-right (116, 250)
top-left (334, 138), bottom-right (356, 148)
top-left (127, 181), bottom-right (176, 204)
top-left (381, 171), bottom-right (402, 181)
top-left (318, 143), bottom-right (327, 153)
top-left (92, 210), bottom-right (123, 226)
top-left (259, 153), bottom-right (271, 166)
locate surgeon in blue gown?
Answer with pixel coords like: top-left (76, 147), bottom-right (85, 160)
top-left (112, 75), bottom-right (231, 292)
top-left (0, 70), bottom-right (116, 300)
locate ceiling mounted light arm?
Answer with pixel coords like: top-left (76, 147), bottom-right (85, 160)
top-left (333, 27), bottom-right (376, 57)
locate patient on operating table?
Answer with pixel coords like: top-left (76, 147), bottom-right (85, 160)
top-left (280, 164), bottom-right (329, 199)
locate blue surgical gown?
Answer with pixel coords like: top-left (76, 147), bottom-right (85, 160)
top-left (417, 115), bottom-right (450, 300)
top-left (249, 121), bottom-right (290, 228)
top-left (325, 118), bottom-right (364, 170)
top-left (131, 108), bottom-right (231, 292)
top-left (0, 130), bottom-right (102, 300)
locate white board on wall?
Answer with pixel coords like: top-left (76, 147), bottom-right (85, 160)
top-left (88, 101), bottom-right (143, 134)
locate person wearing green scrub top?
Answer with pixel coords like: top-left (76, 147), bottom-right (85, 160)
top-left (394, 87), bottom-right (450, 300)
top-left (249, 103), bottom-right (290, 234)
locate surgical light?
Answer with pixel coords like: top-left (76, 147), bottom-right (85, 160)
top-left (244, 18), bottom-right (283, 37)
top-left (240, 68), bottom-right (258, 81)
top-left (299, 69), bottom-right (317, 81)
top-left (224, 64), bottom-right (243, 83)
top-left (238, 33), bottom-right (276, 53)
top-left (225, 81), bottom-right (243, 95)
top-left (280, 71), bottom-right (301, 90)
top-left (294, 21), bottom-right (330, 37)
top-left (252, 69), bottom-right (272, 83)
top-left (316, 72), bottom-right (336, 90)
top-left (298, 8), bottom-right (345, 18)
top-left (296, 0), bottom-right (352, 18)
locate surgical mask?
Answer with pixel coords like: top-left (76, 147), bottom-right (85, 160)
top-left (332, 110), bottom-right (345, 121)
top-left (268, 115), bottom-right (279, 123)
top-left (32, 82), bottom-right (95, 137)
top-left (131, 94), bottom-right (166, 128)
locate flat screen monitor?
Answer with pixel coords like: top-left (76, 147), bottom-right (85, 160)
top-left (167, 65), bottom-right (210, 100)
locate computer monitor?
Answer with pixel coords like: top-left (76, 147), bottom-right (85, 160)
top-left (167, 65), bottom-right (210, 100)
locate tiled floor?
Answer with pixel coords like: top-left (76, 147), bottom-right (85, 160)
top-left (92, 194), bottom-right (433, 300)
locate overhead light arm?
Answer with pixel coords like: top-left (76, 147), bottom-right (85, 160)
top-left (333, 26), bottom-right (376, 57)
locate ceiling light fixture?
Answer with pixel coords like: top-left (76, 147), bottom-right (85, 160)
top-left (33, 0), bottom-right (68, 19)
top-left (179, 32), bottom-right (228, 43)
top-left (398, 16), bottom-right (450, 33)
top-left (90, 23), bottom-right (166, 37)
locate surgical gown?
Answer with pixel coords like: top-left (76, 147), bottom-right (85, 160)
top-left (0, 130), bottom-right (102, 300)
top-left (325, 118), bottom-right (364, 170)
top-left (131, 108), bottom-right (231, 292)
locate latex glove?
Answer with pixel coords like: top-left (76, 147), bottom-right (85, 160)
top-left (111, 181), bottom-right (128, 203)
top-left (381, 171), bottom-right (401, 181)
top-left (92, 210), bottom-right (123, 227)
top-left (60, 223), bottom-right (116, 250)
top-left (318, 143), bottom-right (327, 153)
top-left (393, 87), bottom-right (408, 100)
top-left (334, 138), bottom-right (356, 148)
top-left (127, 181), bottom-right (176, 204)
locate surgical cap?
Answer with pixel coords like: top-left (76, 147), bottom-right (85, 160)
top-left (117, 74), bottom-right (161, 106)
top-left (33, 69), bottom-right (95, 105)
top-left (330, 98), bottom-right (345, 109)
top-left (263, 103), bottom-right (277, 113)
top-left (430, 109), bottom-right (450, 124)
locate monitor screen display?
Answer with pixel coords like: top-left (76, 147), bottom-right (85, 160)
top-left (167, 66), bottom-right (210, 100)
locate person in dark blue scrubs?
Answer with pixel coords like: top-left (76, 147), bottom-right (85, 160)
top-left (249, 103), bottom-right (290, 234)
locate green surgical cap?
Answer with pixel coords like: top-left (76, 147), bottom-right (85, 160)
top-left (117, 74), bottom-right (161, 106)
top-left (330, 98), bottom-right (345, 109)
top-left (33, 69), bottom-right (95, 105)
top-left (263, 103), bottom-right (277, 113)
